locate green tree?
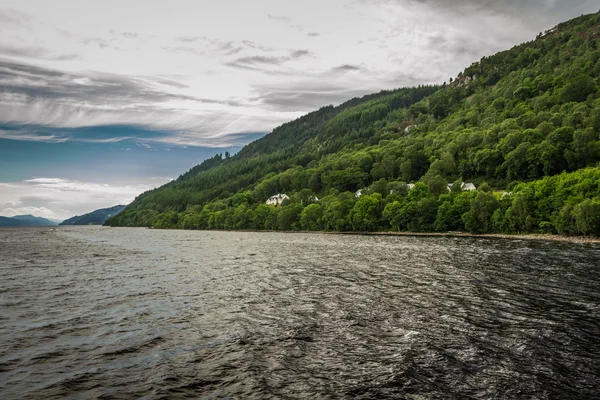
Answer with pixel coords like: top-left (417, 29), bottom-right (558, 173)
top-left (277, 204), bottom-right (304, 230)
top-left (350, 193), bottom-right (383, 231)
top-left (300, 204), bottom-right (323, 231)
top-left (560, 74), bottom-right (598, 103)
top-left (463, 192), bottom-right (500, 233)
top-left (573, 199), bottom-right (600, 236)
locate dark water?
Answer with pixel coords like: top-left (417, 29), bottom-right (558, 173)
top-left (1, 227), bottom-right (600, 399)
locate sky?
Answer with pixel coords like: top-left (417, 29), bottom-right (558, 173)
top-left (1, 0), bottom-right (598, 221)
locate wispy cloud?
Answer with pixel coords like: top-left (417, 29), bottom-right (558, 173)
top-left (81, 37), bottom-right (121, 51)
top-left (331, 64), bottom-right (364, 72)
top-left (268, 14), bottom-right (305, 31)
top-left (0, 7), bottom-right (33, 28)
top-left (226, 49), bottom-right (313, 70)
top-left (0, 44), bottom-right (80, 61)
top-left (0, 58), bottom-right (275, 145)
top-left (109, 29), bottom-right (140, 39)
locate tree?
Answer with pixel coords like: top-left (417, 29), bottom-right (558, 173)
top-left (422, 173), bottom-right (449, 197)
top-left (300, 204), bottom-right (323, 231)
top-left (252, 204), bottom-right (272, 230)
top-left (435, 191), bottom-right (477, 231)
top-left (560, 74), bottom-right (598, 103)
top-left (383, 201), bottom-right (404, 231)
top-left (350, 193), bottom-right (383, 231)
top-left (573, 199), bottom-right (600, 236)
top-left (277, 204), bottom-right (304, 230)
top-left (387, 181), bottom-right (409, 197)
top-left (463, 192), bottom-right (500, 233)
top-left (506, 188), bottom-right (536, 232)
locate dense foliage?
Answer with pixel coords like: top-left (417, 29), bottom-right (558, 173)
top-left (107, 12), bottom-right (600, 237)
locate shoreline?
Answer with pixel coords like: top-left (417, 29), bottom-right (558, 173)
top-left (101, 225), bottom-right (600, 245)
top-left (324, 231), bottom-right (600, 244)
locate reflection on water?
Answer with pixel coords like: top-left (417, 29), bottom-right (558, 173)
top-left (1, 226), bottom-right (600, 399)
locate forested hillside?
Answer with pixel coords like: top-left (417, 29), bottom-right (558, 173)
top-left (60, 205), bottom-right (126, 226)
top-left (107, 11), bottom-right (600, 237)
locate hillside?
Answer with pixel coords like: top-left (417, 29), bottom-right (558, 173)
top-left (107, 11), bottom-right (600, 237)
top-left (60, 205), bottom-right (126, 226)
top-left (0, 215), bottom-right (58, 227)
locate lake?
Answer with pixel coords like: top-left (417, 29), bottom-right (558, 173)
top-left (1, 226), bottom-right (600, 399)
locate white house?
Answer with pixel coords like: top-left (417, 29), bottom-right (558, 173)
top-left (447, 182), bottom-right (477, 192)
top-left (407, 184), bottom-right (415, 190)
top-left (355, 189), bottom-right (363, 198)
top-left (266, 193), bottom-right (289, 206)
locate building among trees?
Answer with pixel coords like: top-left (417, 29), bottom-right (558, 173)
top-left (266, 194), bottom-right (289, 206)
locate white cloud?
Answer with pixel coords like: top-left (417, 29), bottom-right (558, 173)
top-left (0, 177), bottom-right (169, 220)
top-left (1, 206), bottom-right (55, 219)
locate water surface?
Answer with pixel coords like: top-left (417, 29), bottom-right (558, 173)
top-left (1, 226), bottom-right (599, 399)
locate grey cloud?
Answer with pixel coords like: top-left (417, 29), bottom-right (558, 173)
top-left (252, 81), bottom-right (377, 112)
top-left (332, 64), bottom-right (363, 72)
top-left (379, 0), bottom-right (599, 28)
top-left (81, 37), bottom-right (121, 51)
top-left (170, 37), bottom-right (274, 56)
top-left (241, 40), bottom-right (274, 52)
top-left (0, 58), bottom-right (250, 132)
top-left (161, 45), bottom-right (205, 56)
top-left (170, 36), bottom-right (243, 56)
top-left (108, 29), bottom-right (140, 39)
top-left (0, 7), bottom-right (33, 28)
top-left (153, 77), bottom-right (190, 89)
top-left (307, 32), bottom-right (320, 37)
top-left (0, 44), bottom-right (80, 61)
top-left (175, 36), bottom-right (201, 43)
top-left (290, 50), bottom-right (311, 58)
top-left (267, 14), bottom-right (304, 31)
top-left (267, 15), bottom-right (292, 23)
top-left (18, 196), bottom-right (59, 207)
top-left (226, 49), bottom-right (313, 70)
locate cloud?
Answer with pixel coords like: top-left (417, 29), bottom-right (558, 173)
top-left (226, 49), bottom-right (313, 70)
top-left (81, 37), bottom-right (121, 51)
top-left (0, 7), bottom-right (33, 28)
top-left (175, 35), bottom-right (201, 43)
top-left (1, 206), bottom-right (56, 219)
top-left (252, 81), bottom-right (377, 112)
top-left (307, 32), bottom-right (320, 37)
top-left (367, 0), bottom-right (599, 30)
top-left (0, 177), bottom-right (166, 220)
top-left (267, 14), bottom-right (305, 31)
top-left (168, 37), bottom-right (274, 57)
top-left (0, 44), bottom-right (80, 61)
top-left (0, 58), bottom-right (267, 142)
top-left (109, 29), bottom-right (140, 39)
top-left (332, 64), bottom-right (364, 72)
top-left (171, 36), bottom-right (243, 56)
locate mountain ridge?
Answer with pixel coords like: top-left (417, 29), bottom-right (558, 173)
top-left (60, 205), bottom-right (126, 226)
top-left (0, 214), bottom-right (58, 227)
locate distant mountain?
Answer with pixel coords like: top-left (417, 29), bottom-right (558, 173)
top-left (0, 214), bottom-right (58, 226)
top-left (60, 205), bottom-right (126, 226)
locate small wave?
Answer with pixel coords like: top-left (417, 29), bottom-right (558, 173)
top-left (102, 336), bottom-right (165, 357)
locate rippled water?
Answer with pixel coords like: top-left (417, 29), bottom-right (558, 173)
top-left (1, 226), bottom-right (600, 399)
